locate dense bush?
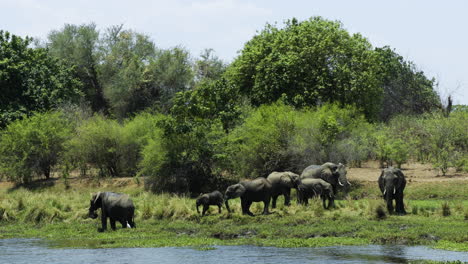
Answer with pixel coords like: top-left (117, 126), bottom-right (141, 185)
top-left (65, 113), bottom-right (162, 178)
top-left (140, 115), bottom-right (228, 194)
top-left (0, 112), bottom-right (72, 183)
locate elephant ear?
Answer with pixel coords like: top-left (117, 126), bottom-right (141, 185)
top-left (378, 170), bottom-right (385, 193)
top-left (280, 174), bottom-right (294, 188)
top-left (393, 168), bottom-right (406, 190)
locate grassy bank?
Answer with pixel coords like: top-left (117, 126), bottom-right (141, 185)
top-left (0, 177), bottom-right (467, 251)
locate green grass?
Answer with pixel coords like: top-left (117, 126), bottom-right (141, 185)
top-left (0, 178), bottom-right (467, 251)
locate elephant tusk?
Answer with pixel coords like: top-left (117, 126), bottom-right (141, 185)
top-left (338, 179), bottom-right (344, 186)
top-left (393, 187), bottom-right (396, 195)
top-left (127, 223), bottom-right (131, 228)
top-left (383, 189), bottom-right (387, 196)
top-left (347, 180), bottom-right (352, 186)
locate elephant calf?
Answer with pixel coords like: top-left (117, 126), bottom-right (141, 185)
top-left (378, 167), bottom-right (406, 215)
top-left (297, 178), bottom-right (335, 209)
top-left (196, 190), bottom-right (224, 216)
top-left (89, 192), bottom-right (136, 232)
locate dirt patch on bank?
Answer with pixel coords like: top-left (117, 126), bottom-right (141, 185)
top-left (347, 161), bottom-right (468, 183)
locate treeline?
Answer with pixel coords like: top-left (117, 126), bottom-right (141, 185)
top-left (0, 17), bottom-right (465, 194)
top-left (0, 104), bottom-right (466, 193)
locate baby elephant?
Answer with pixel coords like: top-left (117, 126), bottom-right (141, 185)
top-left (196, 190), bottom-right (224, 216)
top-left (297, 178), bottom-right (335, 209)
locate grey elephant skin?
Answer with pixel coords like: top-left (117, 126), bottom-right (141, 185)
top-left (301, 162), bottom-right (350, 194)
top-left (88, 192), bottom-right (136, 232)
top-left (266, 171), bottom-right (300, 208)
top-left (378, 167), bottom-right (407, 215)
top-left (196, 190), bottom-right (224, 216)
top-left (297, 178), bottom-right (335, 209)
top-left (224, 177), bottom-right (272, 216)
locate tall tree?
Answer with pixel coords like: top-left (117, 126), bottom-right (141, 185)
top-left (47, 23), bottom-right (107, 112)
top-left (99, 26), bottom-right (157, 118)
top-left (194, 48), bottom-right (226, 82)
top-left (376, 47), bottom-right (441, 121)
top-left (0, 31), bottom-right (81, 127)
top-left (227, 17), bottom-right (383, 120)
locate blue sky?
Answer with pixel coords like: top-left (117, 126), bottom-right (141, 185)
top-left (2, 0), bottom-right (467, 105)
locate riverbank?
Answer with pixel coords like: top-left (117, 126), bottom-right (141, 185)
top-left (0, 162), bottom-right (467, 251)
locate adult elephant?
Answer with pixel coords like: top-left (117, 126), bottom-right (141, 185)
top-left (266, 171), bottom-right (300, 208)
top-left (224, 177), bottom-right (272, 216)
top-left (88, 192), bottom-right (136, 232)
top-left (301, 162), bottom-right (350, 194)
top-left (297, 178), bottom-right (335, 209)
top-left (378, 167), bottom-right (407, 215)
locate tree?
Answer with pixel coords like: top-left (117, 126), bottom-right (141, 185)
top-left (47, 23), bottom-right (107, 112)
top-left (99, 26), bottom-right (157, 119)
top-left (0, 31), bottom-right (82, 127)
top-left (227, 17), bottom-right (382, 120)
top-left (375, 47), bottom-right (441, 121)
top-left (194, 48), bottom-right (226, 82)
top-left (0, 112), bottom-right (72, 183)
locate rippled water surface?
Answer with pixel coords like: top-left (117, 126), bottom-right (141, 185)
top-left (1, 239), bottom-right (467, 263)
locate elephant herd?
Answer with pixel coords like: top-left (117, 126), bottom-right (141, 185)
top-left (88, 163), bottom-right (407, 231)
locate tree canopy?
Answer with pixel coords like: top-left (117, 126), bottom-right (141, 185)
top-left (0, 31), bottom-right (81, 127)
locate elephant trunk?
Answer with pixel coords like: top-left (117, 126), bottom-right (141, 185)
top-left (225, 199), bottom-right (231, 213)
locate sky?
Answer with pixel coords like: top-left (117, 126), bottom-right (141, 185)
top-left (2, 0), bottom-right (468, 105)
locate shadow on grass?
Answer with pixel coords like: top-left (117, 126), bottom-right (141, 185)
top-left (7, 178), bottom-right (57, 192)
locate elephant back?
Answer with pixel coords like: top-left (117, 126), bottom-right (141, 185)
top-left (105, 192), bottom-right (134, 208)
top-left (301, 165), bottom-right (329, 179)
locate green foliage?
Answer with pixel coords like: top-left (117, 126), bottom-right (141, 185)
top-left (0, 112), bottom-right (72, 183)
top-left (171, 78), bottom-right (244, 132)
top-left (194, 48), bottom-right (226, 81)
top-left (47, 23), bottom-right (106, 112)
top-left (226, 102), bottom-right (299, 178)
top-left (293, 104), bottom-right (371, 167)
top-left (375, 47), bottom-right (441, 121)
top-left (227, 17), bottom-right (383, 120)
top-left (0, 31), bottom-right (82, 127)
top-left (140, 115), bottom-right (227, 194)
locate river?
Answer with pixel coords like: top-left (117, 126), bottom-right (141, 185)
top-left (0, 239), bottom-right (466, 263)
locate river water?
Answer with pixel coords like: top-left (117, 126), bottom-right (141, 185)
top-left (0, 239), bottom-right (467, 263)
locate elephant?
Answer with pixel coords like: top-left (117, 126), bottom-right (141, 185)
top-left (301, 162), bottom-right (350, 194)
top-left (88, 192), bottom-right (136, 232)
top-left (378, 167), bottom-right (407, 215)
top-left (196, 190), bottom-right (224, 216)
top-left (297, 178), bottom-right (335, 209)
top-left (266, 171), bottom-right (300, 208)
top-left (224, 177), bottom-right (272, 216)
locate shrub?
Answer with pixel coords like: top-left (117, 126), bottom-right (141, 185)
top-left (226, 102), bottom-right (299, 178)
top-left (0, 111), bottom-right (73, 183)
top-left (441, 202), bottom-right (451, 217)
top-left (140, 115), bottom-right (227, 194)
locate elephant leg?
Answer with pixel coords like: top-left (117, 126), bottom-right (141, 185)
top-left (202, 205), bottom-right (209, 216)
top-left (217, 204), bottom-right (222, 214)
top-left (99, 213), bottom-right (107, 232)
top-left (242, 199), bottom-right (254, 216)
top-left (329, 197), bottom-right (335, 209)
top-left (262, 197), bottom-right (271, 215)
top-left (396, 194), bottom-right (406, 215)
top-left (120, 220), bottom-right (127, 228)
top-left (322, 196), bottom-right (327, 209)
top-left (284, 190), bottom-right (291, 206)
top-left (110, 218), bottom-right (117, 231)
top-left (271, 195), bottom-right (278, 209)
top-left (386, 198), bottom-right (394, 214)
